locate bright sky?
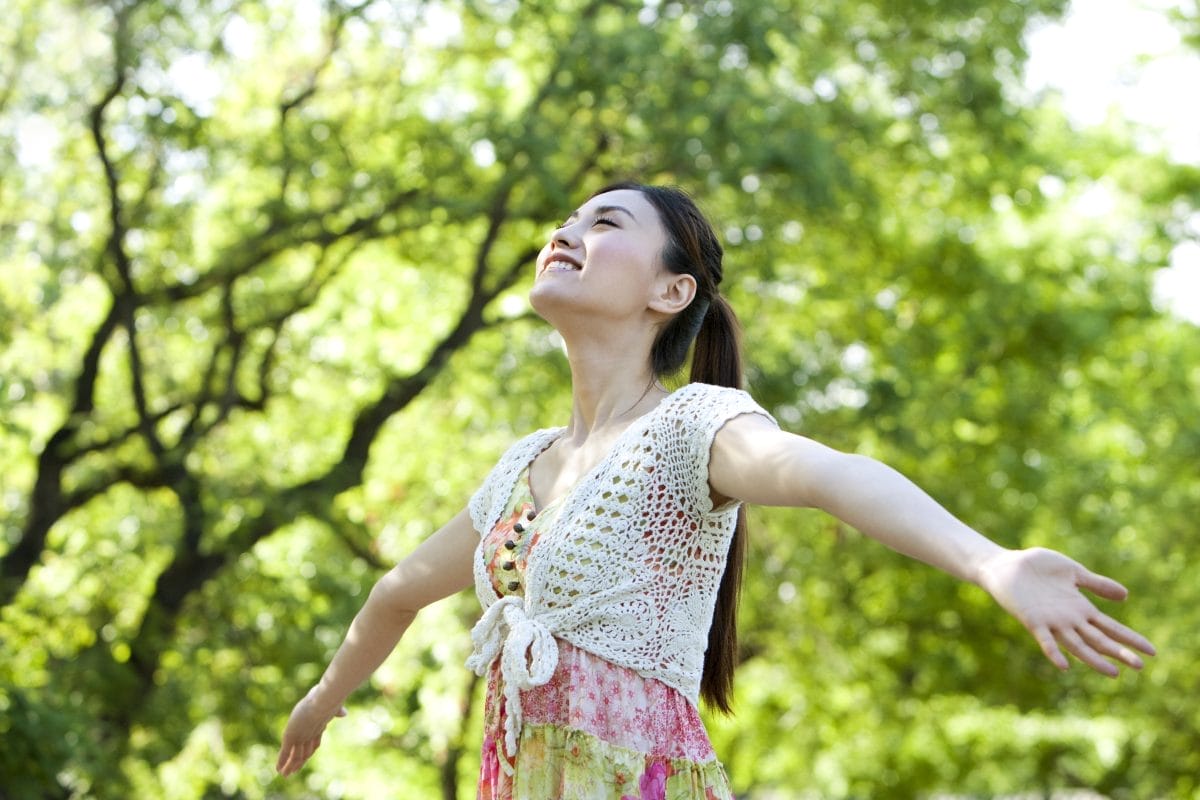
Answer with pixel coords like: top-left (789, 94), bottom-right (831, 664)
top-left (1025, 0), bottom-right (1200, 323)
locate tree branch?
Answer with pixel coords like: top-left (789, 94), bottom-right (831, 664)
top-left (316, 506), bottom-right (390, 571)
top-left (60, 466), bottom-right (170, 514)
top-left (0, 7), bottom-right (140, 605)
top-left (59, 401), bottom-right (184, 461)
top-left (89, 7), bottom-right (166, 464)
top-left (276, 0), bottom-right (368, 196)
top-left (439, 669), bottom-right (483, 800)
top-left (148, 188), bottom-right (422, 305)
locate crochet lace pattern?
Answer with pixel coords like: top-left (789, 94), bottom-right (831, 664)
top-left (465, 382), bottom-right (775, 759)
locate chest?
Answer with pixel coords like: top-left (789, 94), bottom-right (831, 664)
top-left (527, 434), bottom-right (628, 512)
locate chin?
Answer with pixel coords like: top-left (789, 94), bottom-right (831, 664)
top-left (530, 287), bottom-right (598, 335)
top-left (528, 286), bottom-right (564, 322)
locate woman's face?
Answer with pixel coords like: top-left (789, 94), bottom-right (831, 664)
top-left (529, 189), bottom-right (672, 323)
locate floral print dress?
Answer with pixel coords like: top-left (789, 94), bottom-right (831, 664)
top-left (476, 467), bottom-right (735, 800)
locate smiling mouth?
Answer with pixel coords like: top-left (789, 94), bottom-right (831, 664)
top-left (543, 256), bottom-right (582, 273)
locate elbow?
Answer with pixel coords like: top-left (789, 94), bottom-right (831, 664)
top-left (367, 571), bottom-right (423, 622)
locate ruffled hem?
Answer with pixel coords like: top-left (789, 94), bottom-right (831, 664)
top-left (479, 722), bottom-right (733, 800)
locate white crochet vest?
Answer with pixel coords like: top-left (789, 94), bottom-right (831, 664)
top-left (465, 382), bottom-right (773, 758)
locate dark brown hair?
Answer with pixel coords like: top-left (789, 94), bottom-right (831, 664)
top-left (592, 181), bottom-right (747, 713)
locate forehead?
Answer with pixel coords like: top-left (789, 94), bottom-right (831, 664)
top-left (574, 189), bottom-right (660, 225)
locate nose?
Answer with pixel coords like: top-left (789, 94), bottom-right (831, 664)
top-left (552, 220), bottom-right (580, 249)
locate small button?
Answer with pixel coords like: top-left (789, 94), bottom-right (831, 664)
top-left (504, 540), bottom-right (517, 550)
top-left (525, 509), bottom-right (536, 521)
top-left (502, 560), bottom-right (515, 571)
top-left (507, 580), bottom-right (520, 592)
top-left (513, 523), bottom-right (525, 533)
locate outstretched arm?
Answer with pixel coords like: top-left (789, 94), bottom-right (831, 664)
top-left (708, 414), bottom-right (1155, 675)
top-left (276, 506), bottom-right (480, 776)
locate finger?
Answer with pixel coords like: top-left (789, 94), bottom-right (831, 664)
top-left (277, 740), bottom-right (302, 775)
top-left (1076, 569), bottom-right (1128, 602)
top-left (1058, 628), bottom-right (1119, 677)
top-left (280, 746), bottom-right (304, 777)
top-left (276, 745), bottom-right (290, 774)
top-left (281, 741), bottom-right (314, 777)
top-left (284, 745), bottom-right (312, 777)
top-left (1092, 612), bottom-right (1157, 657)
top-left (1079, 623), bottom-right (1144, 670)
top-left (1032, 625), bottom-right (1070, 671)
top-left (336, 706), bottom-right (348, 717)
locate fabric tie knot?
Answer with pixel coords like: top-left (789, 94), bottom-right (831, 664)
top-left (466, 594), bottom-right (559, 767)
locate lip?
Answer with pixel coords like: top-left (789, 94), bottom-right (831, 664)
top-left (541, 254), bottom-right (583, 273)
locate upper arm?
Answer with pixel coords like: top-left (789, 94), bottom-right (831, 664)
top-left (373, 506), bottom-right (479, 614)
top-left (708, 413), bottom-right (846, 508)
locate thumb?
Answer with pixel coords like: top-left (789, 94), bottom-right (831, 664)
top-left (1077, 567), bottom-right (1128, 602)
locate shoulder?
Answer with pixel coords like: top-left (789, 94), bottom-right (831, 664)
top-left (665, 381), bottom-right (757, 411)
top-left (481, 426), bottom-right (565, 480)
top-left (662, 382), bottom-right (776, 433)
top-left (503, 426), bottom-right (566, 456)
top-left (646, 384), bottom-right (778, 507)
top-left (672, 381), bottom-right (749, 404)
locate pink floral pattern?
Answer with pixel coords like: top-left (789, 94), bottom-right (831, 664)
top-left (622, 760), bottom-right (670, 800)
top-left (476, 469), bottom-right (734, 800)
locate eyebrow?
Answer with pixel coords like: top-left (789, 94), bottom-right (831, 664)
top-left (565, 204), bottom-right (637, 223)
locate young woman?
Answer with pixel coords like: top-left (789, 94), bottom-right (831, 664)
top-left (276, 182), bottom-right (1155, 798)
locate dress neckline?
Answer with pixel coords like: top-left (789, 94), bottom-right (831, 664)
top-left (523, 384), bottom-right (695, 515)
top-left (522, 465), bottom-right (567, 520)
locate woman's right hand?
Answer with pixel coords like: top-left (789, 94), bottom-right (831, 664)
top-left (276, 692), bottom-right (348, 777)
top-left (977, 547), bottom-right (1155, 676)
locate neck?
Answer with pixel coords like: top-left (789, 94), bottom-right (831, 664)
top-left (558, 328), bottom-right (666, 436)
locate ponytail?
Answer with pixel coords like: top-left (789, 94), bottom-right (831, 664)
top-left (690, 294), bottom-right (746, 715)
top-left (689, 294), bottom-right (743, 390)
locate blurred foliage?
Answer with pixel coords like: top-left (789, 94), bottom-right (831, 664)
top-left (1, 0), bottom-right (1197, 797)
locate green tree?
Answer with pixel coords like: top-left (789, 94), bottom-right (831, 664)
top-left (2, 0), bottom-right (1196, 797)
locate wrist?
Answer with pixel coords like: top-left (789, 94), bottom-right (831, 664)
top-left (305, 683), bottom-right (346, 718)
top-left (971, 545), bottom-right (1017, 594)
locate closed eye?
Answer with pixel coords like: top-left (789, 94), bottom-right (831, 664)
top-left (557, 217), bottom-right (616, 228)
top-left (554, 211), bottom-right (624, 230)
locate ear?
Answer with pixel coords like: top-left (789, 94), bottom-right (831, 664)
top-left (648, 272), bottom-right (697, 315)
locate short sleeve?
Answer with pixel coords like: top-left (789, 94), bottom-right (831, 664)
top-left (659, 383), bottom-right (777, 514)
top-left (467, 478), bottom-right (494, 537)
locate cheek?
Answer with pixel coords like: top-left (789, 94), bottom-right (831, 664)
top-left (620, 253), bottom-right (661, 289)
top-left (589, 237), bottom-right (652, 274)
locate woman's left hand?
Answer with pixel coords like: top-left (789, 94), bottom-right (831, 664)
top-left (977, 547), bottom-right (1156, 676)
top-left (276, 692), bottom-right (348, 777)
